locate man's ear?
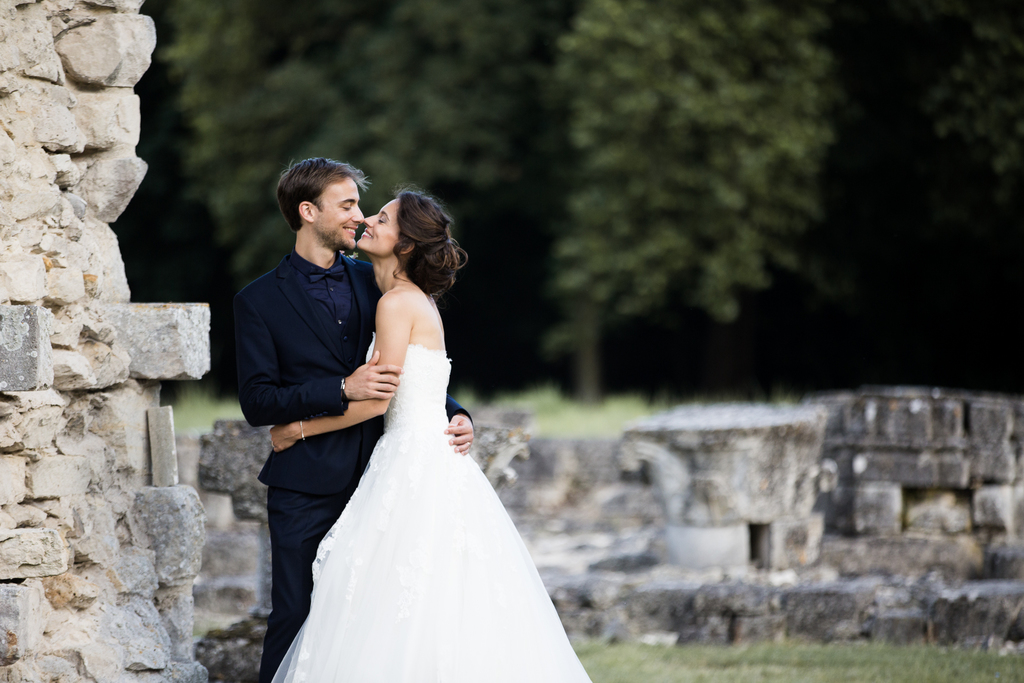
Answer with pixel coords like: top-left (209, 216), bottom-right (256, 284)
top-left (298, 200), bottom-right (318, 224)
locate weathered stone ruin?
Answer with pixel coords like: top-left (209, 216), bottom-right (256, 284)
top-left (1, 1), bottom-right (211, 680)
top-left (811, 387), bottom-right (1024, 579)
top-left (621, 404), bottom-right (837, 572)
top-left (190, 388), bottom-right (1024, 676)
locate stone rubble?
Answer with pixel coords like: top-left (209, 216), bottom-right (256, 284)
top-left (0, 1), bottom-right (210, 680)
top-left (192, 407), bottom-right (1024, 677)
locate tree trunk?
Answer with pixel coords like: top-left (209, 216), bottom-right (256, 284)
top-left (701, 296), bottom-right (757, 394)
top-left (572, 297), bottom-right (602, 404)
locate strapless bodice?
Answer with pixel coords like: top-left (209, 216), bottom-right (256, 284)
top-left (378, 343), bottom-right (452, 433)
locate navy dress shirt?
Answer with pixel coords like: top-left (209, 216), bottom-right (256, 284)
top-left (289, 250), bottom-right (354, 331)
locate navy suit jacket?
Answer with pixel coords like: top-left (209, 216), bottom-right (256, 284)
top-left (235, 254), bottom-right (465, 496)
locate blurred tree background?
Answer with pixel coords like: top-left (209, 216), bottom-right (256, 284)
top-left (114, 0), bottom-right (1024, 401)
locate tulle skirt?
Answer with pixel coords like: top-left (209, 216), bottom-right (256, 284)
top-left (272, 414), bottom-right (593, 683)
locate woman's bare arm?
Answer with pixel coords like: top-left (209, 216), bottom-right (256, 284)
top-left (270, 293), bottom-right (414, 452)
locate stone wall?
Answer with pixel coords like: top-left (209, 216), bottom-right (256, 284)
top-left (810, 387), bottom-right (1024, 579)
top-left (0, 1), bottom-right (210, 681)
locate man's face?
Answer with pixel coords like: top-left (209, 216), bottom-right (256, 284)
top-left (305, 179), bottom-right (364, 252)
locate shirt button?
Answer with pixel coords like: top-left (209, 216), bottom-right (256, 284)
top-left (330, 287), bottom-right (334, 291)
top-left (337, 320), bottom-right (342, 324)
top-left (343, 336), bottom-right (348, 341)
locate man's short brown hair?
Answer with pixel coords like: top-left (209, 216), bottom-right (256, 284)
top-left (277, 158), bottom-right (369, 232)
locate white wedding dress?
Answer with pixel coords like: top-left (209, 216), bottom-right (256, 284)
top-left (272, 343), bottom-right (593, 683)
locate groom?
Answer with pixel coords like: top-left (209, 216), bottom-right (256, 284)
top-left (233, 158), bottom-right (474, 683)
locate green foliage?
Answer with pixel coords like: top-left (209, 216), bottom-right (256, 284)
top-left (895, 0), bottom-right (1024, 204)
top-left (161, 0), bottom-right (574, 284)
top-left (551, 0), bottom-right (838, 335)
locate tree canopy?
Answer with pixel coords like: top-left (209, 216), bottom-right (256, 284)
top-left (114, 0), bottom-right (1024, 398)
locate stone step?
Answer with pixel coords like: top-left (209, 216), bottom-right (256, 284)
top-left (819, 534), bottom-right (983, 580)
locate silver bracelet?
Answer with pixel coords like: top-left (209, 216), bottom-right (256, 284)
top-left (299, 421), bottom-right (306, 441)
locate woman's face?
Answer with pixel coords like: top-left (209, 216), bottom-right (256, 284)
top-left (357, 198), bottom-right (402, 257)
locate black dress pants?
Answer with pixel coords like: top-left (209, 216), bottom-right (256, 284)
top-left (259, 479), bottom-right (360, 683)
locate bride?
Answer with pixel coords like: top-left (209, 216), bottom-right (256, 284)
top-left (267, 189), bottom-right (593, 682)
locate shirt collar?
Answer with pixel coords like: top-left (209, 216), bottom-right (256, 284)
top-left (290, 250), bottom-right (346, 280)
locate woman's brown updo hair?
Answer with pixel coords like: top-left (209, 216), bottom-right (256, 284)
top-left (393, 189), bottom-right (468, 298)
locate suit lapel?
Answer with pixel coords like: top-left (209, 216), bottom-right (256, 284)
top-left (343, 255), bottom-right (377, 357)
top-left (275, 257), bottom-right (347, 365)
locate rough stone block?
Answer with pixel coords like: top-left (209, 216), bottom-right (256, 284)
top-left (26, 455), bottom-right (91, 499)
top-left (200, 528), bottom-right (259, 578)
top-left (693, 583), bottom-right (776, 617)
top-left (254, 523), bottom-right (272, 619)
top-left (985, 546), bottom-right (1024, 580)
top-left (40, 572), bottom-right (100, 610)
top-left (665, 524), bottom-right (748, 570)
top-left (852, 450), bottom-right (969, 488)
top-left (199, 420), bottom-right (271, 522)
top-left (98, 596), bottom-right (171, 671)
top-left (133, 486), bottom-right (206, 587)
top-left (155, 585), bottom-right (195, 662)
top-left (871, 608), bottom-right (925, 645)
top-left (68, 495), bottom-right (118, 567)
top-left (54, 14), bottom-right (156, 87)
top-left (9, 190), bottom-right (62, 223)
top-left (767, 514), bottom-right (824, 569)
top-left (819, 535), bottom-right (983, 580)
top-left (0, 528), bottom-right (69, 579)
top-left (12, 3), bottom-right (63, 84)
top-left (0, 455), bottom-right (26, 506)
top-left (934, 399), bottom-right (965, 443)
top-left (168, 661), bottom-right (210, 683)
top-left (905, 490), bottom-right (971, 534)
top-left (877, 397), bottom-right (932, 444)
top-left (52, 348), bottom-right (97, 390)
top-left (931, 581), bottom-right (1024, 645)
top-left (6, 503), bottom-right (46, 528)
top-left (0, 389), bottom-right (65, 451)
top-left (783, 579), bottom-right (881, 641)
top-left (803, 391), bottom-right (851, 438)
top-left (469, 423), bottom-right (531, 488)
top-left (974, 485), bottom-right (1015, 533)
top-left (624, 403), bottom-right (828, 568)
top-left (853, 482), bottom-right (902, 536)
top-left (77, 156), bottom-right (149, 223)
top-left (194, 618), bottom-right (264, 683)
top-left (82, 339), bottom-right (131, 388)
top-left (0, 258), bottom-right (47, 304)
top-left (0, 582), bottom-right (44, 665)
top-left (110, 547), bottom-right (159, 600)
top-left (24, 83), bottom-right (86, 154)
top-left (621, 581), bottom-right (702, 636)
top-left (822, 483), bottom-right (855, 534)
top-left (74, 91), bottom-right (141, 151)
top-left (845, 397), bottom-right (879, 438)
top-left (968, 399), bottom-right (1016, 483)
top-left (44, 266), bottom-right (85, 305)
top-left (88, 379), bottom-right (160, 475)
top-left (100, 303), bottom-right (211, 380)
top-left (148, 406), bottom-right (178, 487)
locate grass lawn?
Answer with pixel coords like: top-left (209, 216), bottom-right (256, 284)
top-left (573, 642), bottom-right (1022, 683)
top-left (168, 383), bottom-right (244, 435)
top-left (170, 382), bottom-right (680, 437)
top-left (453, 384), bottom-right (677, 437)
